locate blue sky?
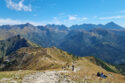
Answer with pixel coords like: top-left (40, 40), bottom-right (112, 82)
top-left (0, 0), bottom-right (125, 26)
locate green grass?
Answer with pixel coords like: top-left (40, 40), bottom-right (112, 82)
top-left (94, 57), bottom-right (119, 73)
top-left (116, 64), bottom-right (125, 75)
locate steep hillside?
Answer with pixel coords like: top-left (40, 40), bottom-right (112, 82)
top-left (1, 47), bottom-right (73, 70)
top-left (58, 29), bottom-right (125, 64)
top-left (0, 35), bottom-right (34, 59)
top-left (116, 64), bottom-right (125, 75)
top-left (85, 56), bottom-right (119, 73)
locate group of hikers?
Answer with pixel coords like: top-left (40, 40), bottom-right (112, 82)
top-left (62, 63), bottom-right (108, 79)
top-left (97, 72), bottom-right (107, 78)
top-left (62, 64), bottom-right (75, 71)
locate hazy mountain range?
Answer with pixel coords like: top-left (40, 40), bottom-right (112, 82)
top-left (0, 22), bottom-right (125, 65)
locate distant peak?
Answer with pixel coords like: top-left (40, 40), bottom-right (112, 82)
top-left (26, 22), bottom-right (30, 25)
top-left (25, 23), bottom-right (33, 26)
top-left (106, 21), bottom-right (117, 25)
top-left (104, 22), bottom-right (123, 29)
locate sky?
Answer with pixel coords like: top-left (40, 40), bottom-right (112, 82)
top-left (0, 0), bottom-right (125, 27)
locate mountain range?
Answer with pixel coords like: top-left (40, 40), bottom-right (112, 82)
top-left (0, 22), bottom-right (125, 65)
top-left (70, 22), bottom-right (123, 30)
top-left (0, 27), bottom-right (125, 82)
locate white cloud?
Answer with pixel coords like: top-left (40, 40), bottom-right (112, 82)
top-left (99, 15), bottom-right (125, 20)
top-left (6, 0), bottom-right (32, 11)
top-left (68, 15), bottom-right (88, 21)
top-left (69, 16), bottom-right (77, 20)
top-left (0, 18), bottom-right (64, 26)
top-left (81, 17), bottom-right (88, 20)
top-left (0, 18), bottom-right (22, 25)
top-left (0, 15), bottom-right (88, 26)
top-left (0, 18), bottom-right (43, 25)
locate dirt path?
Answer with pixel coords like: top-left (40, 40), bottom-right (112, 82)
top-left (22, 71), bottom-right (74, 83)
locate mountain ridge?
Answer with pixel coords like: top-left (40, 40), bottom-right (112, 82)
top-left (70, 22), bottom-right (124, 30)
top-left (0, 21), bottom-right (124, 30)
top-left (0, 22), bottom-right (125, 65)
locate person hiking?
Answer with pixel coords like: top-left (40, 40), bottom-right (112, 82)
top-left (72, 65), bottom-right (74, 71)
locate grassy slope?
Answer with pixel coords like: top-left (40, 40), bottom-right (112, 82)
top-left (63, 56), bottom-right (125, 83)
top-left (2, 47), bottom-right (73, 70)
top-left (116, 64), bottom-right (125, 75)
top-left (0, 48), bottom-right (125, 83)
top-left (85, 56), bottom-right (119, 73)
top-left (1, 43), bottom-right (123, 73)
